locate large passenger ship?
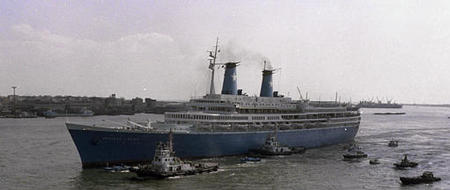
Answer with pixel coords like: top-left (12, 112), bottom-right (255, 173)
top-left (66, 40), bottom-right (361, 168)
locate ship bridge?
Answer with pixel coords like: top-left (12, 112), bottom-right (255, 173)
top-left (188, 94), bottom-right (299, 114)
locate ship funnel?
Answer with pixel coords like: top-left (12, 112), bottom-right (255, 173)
top-left (221, 62), bottom-right (238, 95)
top-left (260, 64), bottom-right (274, 97)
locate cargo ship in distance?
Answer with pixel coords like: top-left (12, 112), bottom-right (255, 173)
top-left (44, 109), bottom-right (94, 118)
top-left (357, 100), bottom-right (402, 109)
top-left (66, 40), bottom-right (361, 168)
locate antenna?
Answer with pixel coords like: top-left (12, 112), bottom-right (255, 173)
top-left (296, 86), bottom-right (303, 100)
top-left (335, 92), bottom-right (338, 103)
top-left (208, 37), bottom-right (220, 95)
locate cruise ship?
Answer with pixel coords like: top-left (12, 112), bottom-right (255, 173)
top-left (66, 41), bottom-right (361, 168)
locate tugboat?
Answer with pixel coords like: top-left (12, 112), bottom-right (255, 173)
top-left (369, 158), bottom-right (380, 165)
top-left (343, 145), bottom-right (368, 159)
top-left (400, 171), bottom-right (441, 185)
top-left (388, 139), bottom-right (399, 147)
top-left (132, 130), bottom-right (219, 179)
top-left (394, 154), bottom-right (418, 169)
top-left (248, 128), bottom-right (305, 156)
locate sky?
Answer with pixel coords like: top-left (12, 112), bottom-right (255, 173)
top-left (1, 0), bottom-right (450, 104)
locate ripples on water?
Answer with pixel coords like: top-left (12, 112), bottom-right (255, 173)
top-left (0, 106), bottom-right (449, 190)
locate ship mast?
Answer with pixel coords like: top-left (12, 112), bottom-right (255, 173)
top-left (168, 128), bottom-right (173, 154)
top-left (209, 38), bottom-right (219, 95)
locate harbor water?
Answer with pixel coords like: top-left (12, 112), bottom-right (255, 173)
top-left (0, 106), bottom-right (449, 190)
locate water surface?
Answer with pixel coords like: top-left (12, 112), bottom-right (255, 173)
top-left (0, 106), bottom-right (449, 189)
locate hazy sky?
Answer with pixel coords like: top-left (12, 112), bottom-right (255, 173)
top-left (1, 1), bottom-right (450, 104)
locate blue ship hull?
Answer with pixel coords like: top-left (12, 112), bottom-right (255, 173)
top-left (67, 123), bottom-right (359, 168)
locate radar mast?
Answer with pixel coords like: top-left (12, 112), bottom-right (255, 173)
top-left (208, 38), bottom-right (219, 95)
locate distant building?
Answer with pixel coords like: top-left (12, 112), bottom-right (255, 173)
top-left (131, 97), bottom-right (145, 112)
top-left (145, 98), bottom-right (157, 108)
top-left (0, 94), bottom-right (182, 117)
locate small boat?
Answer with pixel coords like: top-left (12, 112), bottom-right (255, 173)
top-left (343, 151), bottom-right (368, 159)
top-left (374, 112), bottom-right (405, 115)
top-left (388, 140), bottom-right (398, 147)
top-left (343, 145), bottom-right (368, 159)
top-left (104, 165), bottom-right (131, 172)
top-left (240, 157), bottom-right (261, 162)
top-left (248, 129), bottom-right (305, 156)
top-left (394, 154), bottom-right (418, 169)
top-left (369, 159), bottom-right (380, 165)
top-left (400, 171), bottom-right (441, 185)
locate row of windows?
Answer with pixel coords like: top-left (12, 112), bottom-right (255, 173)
top-left (154, 157), bottom-right (175, 162)
top-left (252, 116), bottom-right (265, 120)
top-left (238, 102), bottom-right (295, 108)
top-left (167, 114), bottom-right (248, 121)
top-left (207, 107), bottom-right (233, 112)
top-left (168, 115), bottom-right (280, 121)
top-left (281, 113), bottom-right (359, 120)
top-left (192, 100), bottom-right (224, 103)
top-left (239, 110), bottom-right (298, 114)
top-left (167, 112), bottom-right (359, 121)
